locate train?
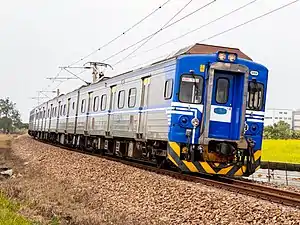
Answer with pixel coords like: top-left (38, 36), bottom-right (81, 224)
top-left (28, 43), bottom-right (268, 177)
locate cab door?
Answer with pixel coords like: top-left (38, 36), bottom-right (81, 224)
top-left (208, 71), bottom-right (238, 140)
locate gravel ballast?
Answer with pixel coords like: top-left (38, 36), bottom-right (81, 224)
top-left (0, 135), bottom-right (299, 225)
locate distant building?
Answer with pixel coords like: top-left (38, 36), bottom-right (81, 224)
top-left (264, 108), bottom-right (293, 128)
top-left (292, 110), bottom-right (300, 131)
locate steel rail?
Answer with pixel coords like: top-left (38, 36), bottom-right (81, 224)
top-left (34, 138), bottom-right (300, 208)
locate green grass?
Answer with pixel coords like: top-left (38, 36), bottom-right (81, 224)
top-left (262, 139), bottom-right (300, 164)
top-left (0, 193), bottom-right (31, 225)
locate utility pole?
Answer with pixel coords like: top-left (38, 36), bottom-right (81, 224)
top-left (54, 61), bottom-right (113, 84)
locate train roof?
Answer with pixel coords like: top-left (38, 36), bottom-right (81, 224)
top-left (165, 43), bottom-right (252, 61)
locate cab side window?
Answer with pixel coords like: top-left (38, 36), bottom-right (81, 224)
top-left (247, 81), bottom-right (264, 110)
top-left (164, 79), bottom-right (173, 100)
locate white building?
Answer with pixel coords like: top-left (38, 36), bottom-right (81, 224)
top-left (264, 108), bottom-right (293, 128)
top-left (292, 110), bottom-right (300, 131)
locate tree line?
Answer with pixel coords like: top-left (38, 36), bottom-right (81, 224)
top-left (0, 97), bottom-right (28, 133)
top-left (263, 121), bottom-right (300, 139)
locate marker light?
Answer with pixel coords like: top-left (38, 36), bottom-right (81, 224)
top-left (191, 118), bottom-right (200, 127)
top-left (228, 53), bottom-right (237, 62)
top-left (218, 52), bottom-right (226, 61)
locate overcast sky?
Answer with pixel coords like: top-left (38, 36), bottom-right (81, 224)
top-left (1, 0), bottom-right (299, 122)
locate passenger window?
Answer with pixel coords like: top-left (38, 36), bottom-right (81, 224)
top-left (216, 78), bottom-right (229, 104)
top-left (118, 90), bottom-right (125, 109)
top-left (128, 88), bottom-right (137, 108)
top-left (101, 94), bottom-right (107, 111)
top-left (93, 96), bottom-right (99, 112)
top-left (164, 79), bottom-right (173, 100)
top-left (81, 99), bottom-right (86, 113)
top-left (179, 75), bottom-right (203, 103)
top-left (247, 81), bottom-right (264, 111)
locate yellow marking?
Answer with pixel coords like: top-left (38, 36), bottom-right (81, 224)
top-left (234, 165), bottom-right (247, 176)
top-left (167, 153), bottom-right (178, 167)
top-left (183, 161), bottom-right (199, 172)
top-left (214, 163), bottom-right (220, 167)
top-left (255, 165), bottom-right (261, 171)
top-left (200, 64), bottom-right (205, 72)
top-left (169, 142), bottom-right (180, 157)
top-left (217, 166), bottom-right (233, 175)
top-left (200, 162), bottom-right (216, 174)
top-left (254, 150), bottom-right (261, 161)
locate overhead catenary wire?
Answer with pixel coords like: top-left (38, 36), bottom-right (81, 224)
top-left (45, 0), bottom-right (298, 96)
top-left (102, 0), bottom-right (216, 63)
top-left (112, 0), bottom-right (194, 67)
top-left (67, 0), bottom-right (174, 67)
top-left (47, 0), bottom-right (216, 92)
top-left (44, 0), bottom-right (174, 93)
top-left (118, 0), bottom-right (260, 65)
top-left (114, 0), bottom-right (299, 74)
top-left (199, 0), bottom-right (299, 43)
top-left (53, 70), bottom-right (87, 91)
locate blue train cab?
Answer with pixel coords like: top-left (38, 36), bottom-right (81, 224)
top-left (167, 44), bottom-right (268, 177)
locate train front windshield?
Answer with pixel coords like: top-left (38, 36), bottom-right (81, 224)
top-left (179, 74), bottom-right (203, 104)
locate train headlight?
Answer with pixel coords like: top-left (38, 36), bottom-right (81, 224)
top-left (228, 53), bottom-right (237, 62)
top-left (218, 52), bottom-right (226, 61)
top-left (191, 118), bottom-right (199, 127)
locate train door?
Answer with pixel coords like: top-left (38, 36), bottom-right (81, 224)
top-left (85, 92), bottom-right (93, 132)
top-left (137, 77), bottom-right (151, 138)
top-left (66, 98), bottom-right (71, 131)
top-left (107, 85), bottom-right (117, 135)
top-left (36, 109), bottom-right (40, 131)
top-left (43, 104), bottom-right (48, 131)
top-left (49, 104), bottom-right (53, 131)
top-left (40, 107), bottom-right (44, 131)
top-left (56, 101), bottom-right (61, 132)
top-left (208, 70), bottom-right (243, 140)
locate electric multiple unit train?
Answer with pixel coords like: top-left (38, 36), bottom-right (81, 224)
top-left (28, 44), bottom-right (268, 177)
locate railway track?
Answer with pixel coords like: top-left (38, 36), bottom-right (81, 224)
top-left (36, 138), bottom-right (300, 208)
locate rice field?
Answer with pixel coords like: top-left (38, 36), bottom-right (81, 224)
top-left (262, 139), bottom-right (300, 164)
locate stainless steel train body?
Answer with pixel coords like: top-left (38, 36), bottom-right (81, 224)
top-left (28, 44), bottom-right (268, 177)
